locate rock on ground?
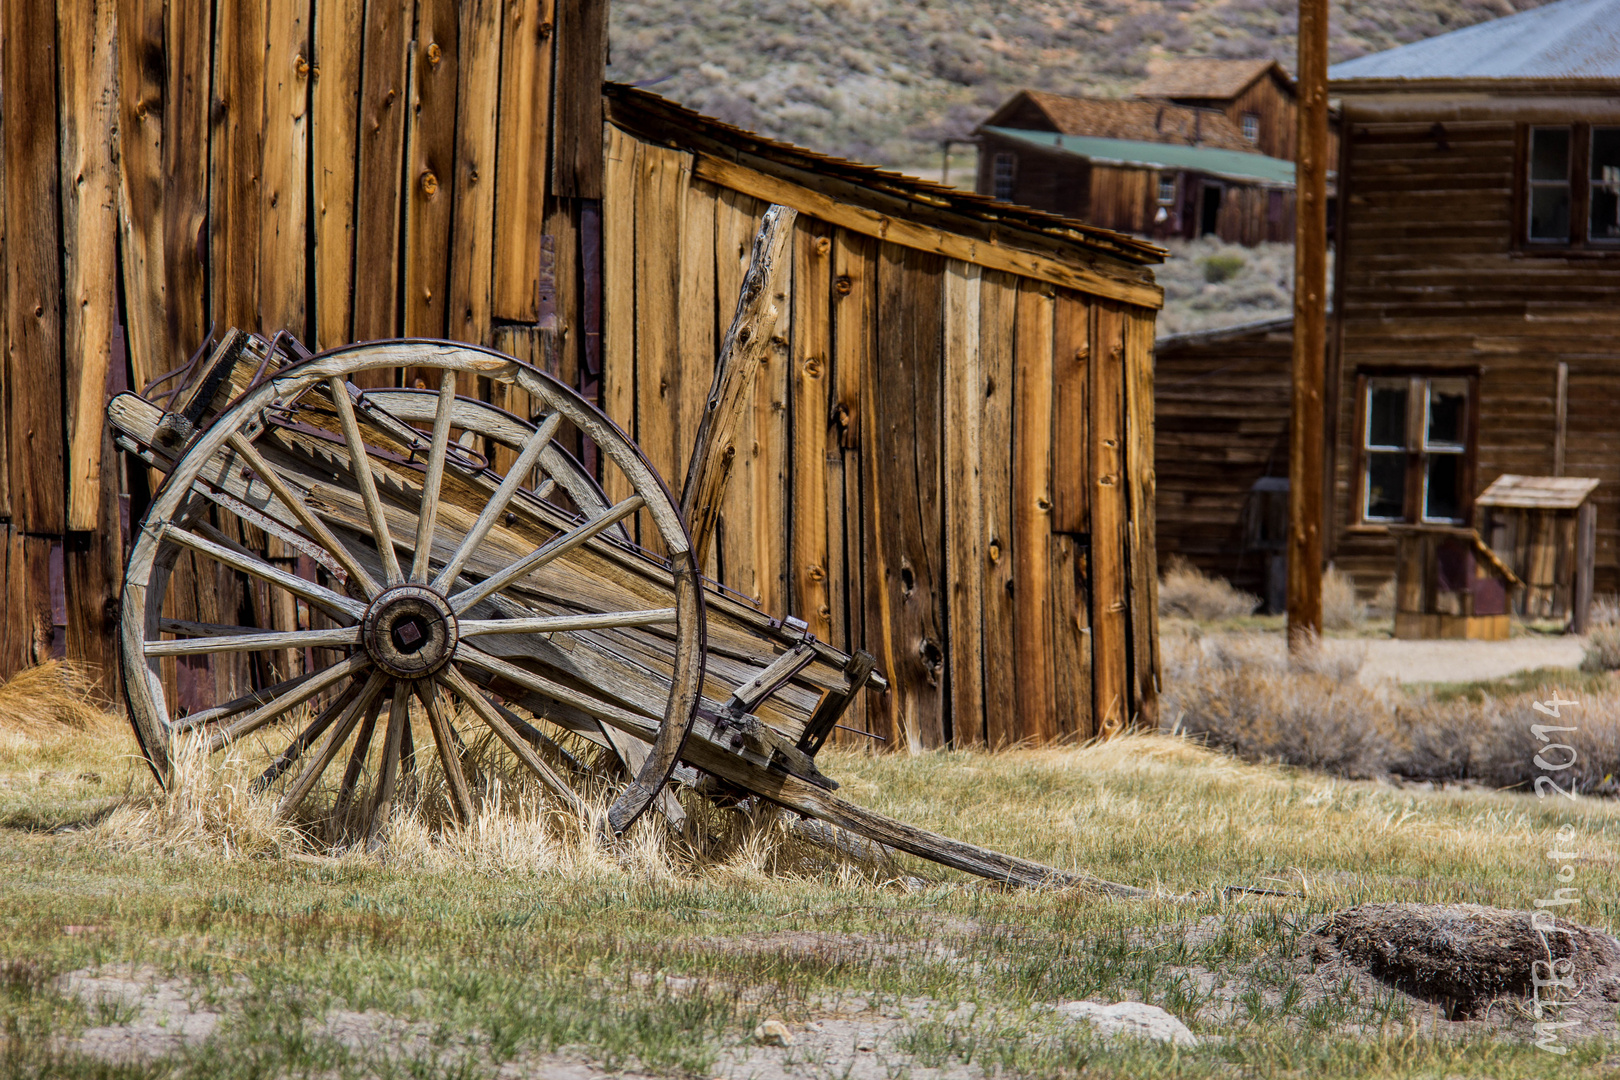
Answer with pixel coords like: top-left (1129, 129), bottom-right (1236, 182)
top-left (1049, 1001), bottom-right (1199, 1047)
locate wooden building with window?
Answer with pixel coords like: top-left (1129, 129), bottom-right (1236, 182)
top-left (1325, 0), bottom-right (1620, 601)
top-left (1133, 59), bottom-right (1326, 165)
top-left (976, 91), bottom-right (1298, 244)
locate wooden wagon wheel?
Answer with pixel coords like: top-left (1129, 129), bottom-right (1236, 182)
top-left (120, 340), bottom-right (705, 840)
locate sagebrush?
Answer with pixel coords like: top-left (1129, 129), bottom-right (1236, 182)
top-left (1158, 556), bottom-right (1260, 622)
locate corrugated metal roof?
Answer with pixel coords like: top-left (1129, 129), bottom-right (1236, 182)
top-left (1329, 0), bottom-right (1620, 82)
top-left (986, 127), bottom-right (1297, 185)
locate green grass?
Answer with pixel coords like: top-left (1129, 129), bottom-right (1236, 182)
top-left (2, 722), bottom-right (1618, 1078)
top-left (1416, 666), bottom-right (1615, 705)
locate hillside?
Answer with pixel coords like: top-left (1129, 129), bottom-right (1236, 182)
top-left (607, 0), bottom-right (1550, 175)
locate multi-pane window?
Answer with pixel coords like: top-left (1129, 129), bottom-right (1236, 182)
top-left (1157, 175), bottom-right (1176, 204)
top-left (1361, 374), bottom-right (1473, 525)
top-left (1524, 124), bottom-right (1620, 246)
top-left (992, 152), bottom-right (1017, 200)
top-left (1241, 112), bottom-right (1260, 143)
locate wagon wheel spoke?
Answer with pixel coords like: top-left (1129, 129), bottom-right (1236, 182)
top-left (208, 653), bottom-right (372, 754)
top-left (328, 377), bottom-right (406, 586)
top-left (438, 664), bottom-right (588, 817)
top-left (365, 690), bottom-right (413, 849)
top-left (457, 609), bottom-right (676, 638)
top-left (225, 431), bottom-right (382, 599)
top-left (416, 679), bottom-right (475, 824)
top-left (410, 371), bottom-right (458, 583)
top-left (252, 678), bottom-right (366, 792)
top-left (332, 693), bottom-right (386, 828)
top-left (174, 668), bottom-right (326, 732)
top-left (145, 626), bottom-right (361, 657)
top-left (449, 494), bottom-right (645, 614)
top-left (164, 523), bottom-right (364, 623)
top-left (432, 410), bottom-right (564, 592)
top-left (275, 670), bottom-right (389, 821)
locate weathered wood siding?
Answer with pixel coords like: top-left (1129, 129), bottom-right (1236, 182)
top-left (1154, 319), bottom-right (1293, 597)
top-left (1330, 108), bottom-right (1620, 596)
top-left (605, 123), bottom-right (1162, 746)
top-left (0, 0), bottom-right (607, 698)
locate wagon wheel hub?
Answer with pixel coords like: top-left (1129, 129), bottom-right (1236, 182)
top-left (361, 584), bottom-right (459, 679)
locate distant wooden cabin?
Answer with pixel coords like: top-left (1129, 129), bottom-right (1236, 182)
top-left (1134, 59), bottom-right (1307, 163)
top-left (1153, 317), bottom-right (1294, 607)
top-left (1325, 0), bottom-right (1620, 610)
top-left (976, 91), bottom-right (1297, 245)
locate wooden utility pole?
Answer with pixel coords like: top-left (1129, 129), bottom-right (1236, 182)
top-left (1288, 0), bottom-right (1330, 650)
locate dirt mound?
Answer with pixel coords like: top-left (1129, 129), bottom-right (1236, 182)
top-left (1313, 903), bottom-right (1620, 1018)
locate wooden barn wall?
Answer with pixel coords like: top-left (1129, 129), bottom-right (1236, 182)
top-left (0, 0), bottom-right (609, 700)
top-left (1154, 324), bottom-right (1292, 597)
top-left (604, 125), bottom-right (1160, 747)
top-left (1330, 113), bottom-right (1620, 596)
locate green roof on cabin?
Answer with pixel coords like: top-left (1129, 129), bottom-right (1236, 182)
top-left (985, 127), bottom-right (1298, 186)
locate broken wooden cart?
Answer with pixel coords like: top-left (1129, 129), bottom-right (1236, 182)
top-left (108, 209), bottom-right (1140, 894)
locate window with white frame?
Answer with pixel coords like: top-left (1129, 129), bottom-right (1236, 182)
top-left (1241, 112), bottom-right (1260, 143)
top-left (1157, 175), bottom-right (1176, 204)
top-left (1360, 374), bottom-right (1473, 524)
top-left (992, 152), bottom-right (1017, 200)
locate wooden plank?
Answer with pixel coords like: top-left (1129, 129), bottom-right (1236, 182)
top-left (712, 186), bottom-right (765, 600)
top-left (163, 0), bottom-right (212, 369)
top-left (5, 533), bottom-right (55, 674)
top-left (444, 0), bottom-right (499, 345)
top-left (1052, 294), bottom-right (1090, 536)
top-left (1012, 281), bottom-right (1055, 745)
top-left (1051, 292), bottom-right (1091, 739)
top-left (210, 0), bottom-right (266, 334)
top-left (791, 220), bottom-right (834, 640)
top-left (312, 0), bottom-right (365, 348)
top-left (0, 31), bottom-right (5, 522)
top-left (58, 0), bottom-right (118, 530)
top-left (868, 242), bottom-right (946, 749)
top-left (752, 211), bottom-right (793, 616)
top-left (401, 0), bottom-right (460, 339)
top-left (543, 199), bottom-right (582, 393)
top-left (551, 0), bottom-right (607, 198)
top-left (1124, 307), bottom-right (1160, 726)
top-left (942, 259), bottom-right (984, 746)
top-left (4, 0), bottom-right (64, 532)
top-left (1090, 302), bottom-right (1130, 737)
top-left (830, 228), bottom-right (873, 738)
top-left (676, 179), bottom-right (717, 574)
top-left (690, 153), bottom-right (1164, 311)
top-left (66, 422), bottom-right (123, 702)
top-left (351, 0), bottom-right (410, 349)
top-left (260, 0), bottom-right (312, 343)
top-left (632, 144), bottom-right (690, 520)
top-left (978, 271), bottom-right (1018, 749)
top-left (116, 0), bottom-right (166, 395)
top-left (491, 0), bottom-right (556, 321)
top-left (600, 124), bottom-right (639, 508)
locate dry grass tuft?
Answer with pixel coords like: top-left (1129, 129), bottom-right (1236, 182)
top-left (1321, 564), bottom-right (1365, 630)
top-left (0, 661), bottom-right (112, 735)
top-left (1581, 624), bottom-right (1620, 673)
top-left (1157, 556), bottom-right (1259, 622)
top-left (1163, 634), bottom-right (1620, 794)
top-left (95, 708), bottom-right (898, 886)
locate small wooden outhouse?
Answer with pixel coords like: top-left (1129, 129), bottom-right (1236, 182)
top-left (1390, 525), bottom-right (1521, 641)
top-left (1476, 475), bottom-right (1600, 632)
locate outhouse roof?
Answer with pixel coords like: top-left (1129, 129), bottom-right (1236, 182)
top-left (985, 127), bottom-right (1298, 186)
top-left (1329, 0), bottom-right (1620, 83)
top-left (1475, 474), bottom-right (1601, 509)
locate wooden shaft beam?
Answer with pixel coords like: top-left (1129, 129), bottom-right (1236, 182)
top-left (1288, 0), bottom-right (1330, 651)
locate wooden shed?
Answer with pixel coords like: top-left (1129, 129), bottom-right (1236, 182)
top-left (1476, 474), bottom-right (1600, 631)
top-left (1389, 524), bottom-right (1520, 640)
top-left (1325, 0), bottom-right (1620, 607)
top-left (0, 3), bottom-right (1167, 747)
top-left (600, 86), bottom-right (1167, 747)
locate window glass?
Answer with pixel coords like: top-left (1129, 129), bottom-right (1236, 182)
top-left (1425, 380), bottom-right (1468, 448)
top-left (1366, 382), bottom-right (1408, 448)
top-left (1366, 453), bottom-right (1407, 520)
top-left (1591, 126), bottom-right (1620, 241)
top-left (1424, 454), bottom-right (1463, 522)
top-left (1158, 176), bottom-right (1176, 204)
top-left (1529, 127), bottom-right (1572, 242)
top-left (1530, 127), bottom-right (1570, 181)
top-left (992, 153), bottom-right (1017, 200)
top-left (1242, 113), bottom-right (1259, 142)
